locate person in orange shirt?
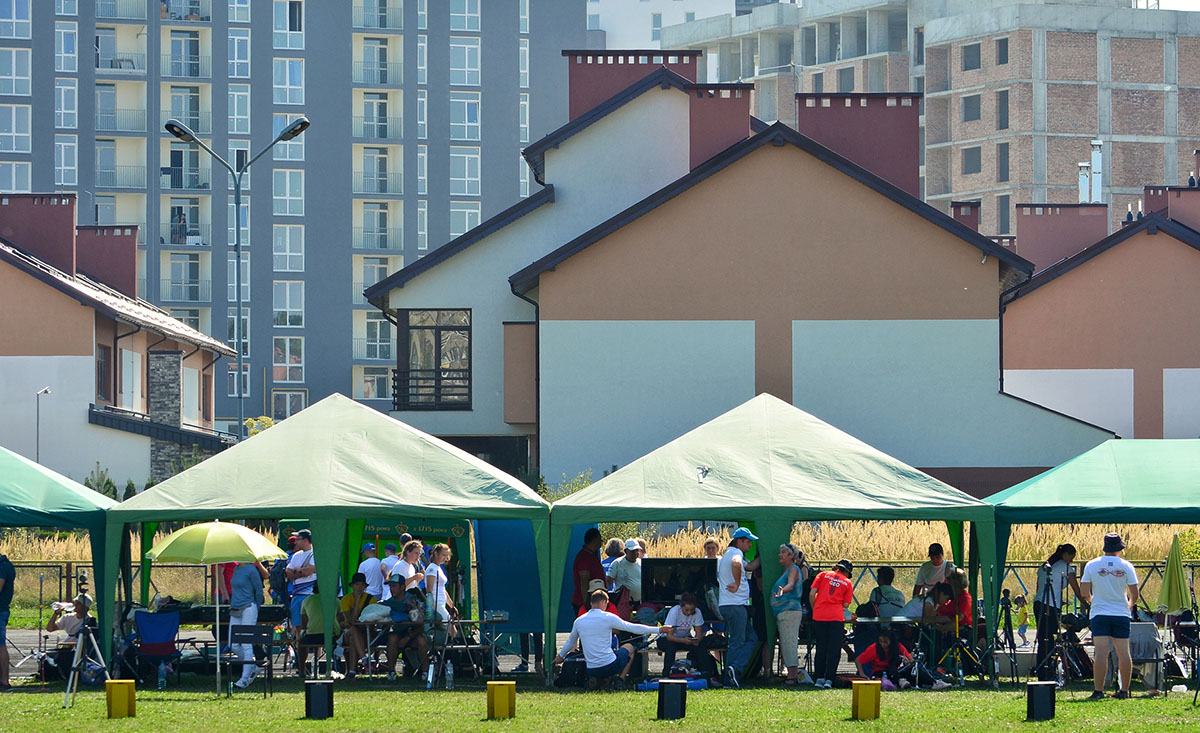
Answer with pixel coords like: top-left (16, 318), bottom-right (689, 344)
top-left (809, 558), bottom-right (854, 689)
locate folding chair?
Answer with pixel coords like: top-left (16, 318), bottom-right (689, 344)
top-left (226, 625), bottom-right (274, 696)
top-left (133, 610), bottom-right (189, 687)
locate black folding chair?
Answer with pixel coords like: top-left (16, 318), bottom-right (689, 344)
top-left (225, 625), bottom-right (275, 697)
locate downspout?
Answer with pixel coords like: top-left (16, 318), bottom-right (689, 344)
top-left (113, 325), bottom-right (141, 407)
top-left (509, 283), bottom-right (540, 472)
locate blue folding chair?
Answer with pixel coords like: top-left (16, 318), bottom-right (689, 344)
top-left (134, 610), bottom-right (188, 687)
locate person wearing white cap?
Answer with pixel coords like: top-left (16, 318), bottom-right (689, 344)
top-left (606, 539), bottom-right (644, 606)
top-left (718, 527), bottom-right (760, 688)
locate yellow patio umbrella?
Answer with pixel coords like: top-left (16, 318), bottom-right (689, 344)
top-left (1157, 532), bottom-right (1190, 616)
top-left (146, 521), bottom-right (286, 693)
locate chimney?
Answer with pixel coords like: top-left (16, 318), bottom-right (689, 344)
top-left (148, 350), bottom-right (184, 482)
top-left (1078, 163), bottom-right (1091, 204)
top-left (1015, 204), bottom-right (1110, 271)
top-left (563, 50), bottom-right (700, 120)
top-left (1193, 149), bottom-right (1200, 184)
top-left (1145, 183), bottom-right (1200, 232)
top-left (951, 200), bottom-right (980, 232)
top-left (688, 85), bottom-right (752, 169)
top-left (793, 93), bottom-right (922, 198)
top-left (76, 225), bottom-right (139, 298)
top-left (0, 194), bottom-right (78, 275)
top-left (1090, 140), bottom-right (1103, 203)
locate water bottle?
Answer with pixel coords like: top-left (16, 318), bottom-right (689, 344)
top-left (426, 661), bottom-right (435, 690)
top-left (445, 660), bottom-right (454, 690)
top-left (157, 661), bottom-right (167, 691)
top-left (1055, 659), bottom-right (1064, 689)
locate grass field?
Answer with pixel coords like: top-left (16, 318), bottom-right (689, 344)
top-left (10, 676), bottom-right (1200, 731)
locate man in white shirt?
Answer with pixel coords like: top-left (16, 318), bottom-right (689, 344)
top-left (606, 539), bottom-right (643, 605)
top-left (379, 543), bottom-right (401, 601)
top-left (284, 529), bottom-right (316, 640)
top-left (357, 542), bottom-right (385, 598)
top-left (553, 589), bottom-right (669, 689)
top-left (1081, 532), bottom-right (1140, 700)
top-left (717, 526), bottom-right (760, 688)
top-left (912, 543), bottom-right (956, 598)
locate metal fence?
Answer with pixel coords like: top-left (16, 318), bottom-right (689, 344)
top-left (8, 560), bottom-right (214, 610)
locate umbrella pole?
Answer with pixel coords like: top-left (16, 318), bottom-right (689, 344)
top-left (215, 595), bottom-right (221, 695)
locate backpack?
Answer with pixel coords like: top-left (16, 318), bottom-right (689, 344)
top-left (554, 654), bottom-right (588, 688)
top-left (268, 559), bottom-right (288, 604)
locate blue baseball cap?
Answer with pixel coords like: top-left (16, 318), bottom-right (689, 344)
top-left (362, 542), bottom-right (376, 551)
top-left (731, 527), bottom-right (758, 541)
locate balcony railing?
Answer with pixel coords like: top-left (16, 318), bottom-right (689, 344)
top-left (352, 172), bottom-right (403, 195)
top-left (352, 338), bottom-right (397, 360)
top-left (352, 116), bottom-right (403, 140)
top-left (95, 165), bottom-right (146, 189)
top-left (159, 167), bottom-right (212, 190)
top-left (137, 277), bottom-right (147, 296)
top-left (352, 4), bottom-right (403, 30)
top-left (352, 62), bottom-right (403, 85)
top-left (160, 110), bottom-right (212, 135)
top-left (162, 0), bottom-right (213, 21)
top-left (96, 0), bottom-right (147, 19)
top-left (160, 54), bottom-right (212, 78)
top-left (352, 227), bottom-right (402, 250)
top-left (95, 108), bottom-right (146, 132)
top-left (352, 281), bottom-right (371, 305)
top-left (392, 368), bottom-right (471, 410)
top-left (159, 223), bottom-right (211, 247)
top-left (159, 279), bottom-right (211, 302)
top-left (95, 52), bottom-right (147, 73)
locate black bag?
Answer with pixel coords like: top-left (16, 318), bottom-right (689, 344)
top-left (268, 559), bottom-right (288, 605)
top-left (554, 654), bottom-right (588, 688)
top-left (686, 649), bottom-right (720, 678)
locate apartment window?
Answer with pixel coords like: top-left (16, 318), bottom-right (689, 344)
top-left (519, 0), bottom-right (529, 33)
top-left (229, 0), bottom-right (250, 23)
top-left (416, 199), bottom-right (427, 250)
top-left (273, 280), bottom-right (304, 326)
top-left (227, 251), bottom-right (250, 302)
top-left (913, 27), bottom-right (924, 66)
top-left (518, 93), bottom-right (529, 143)
top-left (398, 309), bottom-right (471, 409)
top-left (962, 42), bottom-right (980, 71)
top-left (361, 255), bottom-right (389, 287)
top-left (272, 390), bottom-right (305, 418)
top-left (996, 89), bottom-right (1009, 130)
top-left (685, 12), bottom-right (695, 22)
top-left (229, 28), bottom-right (251, 78)
top-left (450, 147), bottom-right (480, 196)
top-left (227, 307), bottom-right (250, 357)
top-left (837, 67), bottom-right (854, 93)
top-left (449, 91), bottom-right (480, 141)
top-left (229, 84), bottom-right (251, 134)
top-left (0, 104), bottom-right (31, 152)
top-left (996, 37), bottom-right (1009, 66)
top-left (272, 58), bottom-right (304, 104)
top-left (273, 169), bottom-right (303, 215)
top-left (450, 37), bottom-right (480, 85)
top-left (273, 113), bottom-right (304, 159)
top-left (962, 146), bottom-right (981, 175)
top-left (416, 35), bottom-right (427, 84)
top-left (171, 308), bottom-right (201, 331)
top-left (56, 22), bottom-right (77, 72)
top-left (95, 194), bottom-right (116, 224)
top-left (961, 94), bottom-right (980, 122)
top-left (997, 194), bottom-right (1011, 235)
top-left (587, 14), bottom-right (600, 31)
top-left (450, 0), bottom-right (480, 31)
top-left (96, 344), bottom-right (111, 401)
top-left (416, 89), bottom-right (427, 139)
top-left (273, 336), bottom-right (303, 381)
top-left (0, 161), bottom-right (30, 191)
top-left (273, 224), bottom-right (304, 270)
top-left (811, 72), bottom-right (823, 94)
top-left (54, 134), bottom-right (77, 186)
top-left (417, 0), bottom-right (426, 30)
top-left (0, 48), bottom-right (30, 95)
top-left (449, 201), bottom-right (480, 237)
top-left (365, 311), bottom-right (393, 359)
top-left (273, 0), bottom-right (304, 49)
top-left (57, 0), bottom-right (77, 14)
top-left (0, 0), bottom-right (30, 39)
top-left (227, 193), bottom-right (250, 246)
top-left (651, 13), bottom-right (662, 42)
top-left (55, 78), bottom-right (77, 128)
top-left (997, 142), bottom-right (1010, 183)
top-left (228, 363), bottom-right (250, 397)
top-left (519, 157), bottom-right (531, 198)
top-left (518, 38), bottom-right (529, 88)
top-left (362, 366), bottom-right (391, 400)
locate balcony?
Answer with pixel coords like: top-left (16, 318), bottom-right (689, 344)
top-left (95, 108), bottom-right (146, 133)
top-left (95, 165), bottom-right (146, 189)
top-left (392, 368), bottom-right (471, 411)
top-left (352, 338), bottom-right (397, 361)
top-left (95, 52), bottom-right (147, 73)
top-left (352, 5), bottom-right (403, 30)
top-left (160, 110), bottom-right (212, 135)
top-left (159, 223), bottom-right (211, 247)
top-left (159, 167), bottom-right (212, 191)
top-left (352, 116), bottom-right (403, 140)
top-left (352, 172), bottom-right (403, 195)
top-left (159, 279), bottom-right (211, 302)
top-left (352, 281), bottom-right (372, 305)
top-left (96, 0), bottom-right (147, 19)
top-left (352, 227), bottom-right (403, 250)
top-left (162, 0), bottom-right (213, 21)
top-left (160, 54), bottom-right (212, 78)
top-left (137, 277), bottom-right (146, 295)
top-left (352, 62), bottom-right (403, 85)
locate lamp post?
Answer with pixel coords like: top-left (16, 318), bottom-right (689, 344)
top-left (35, 386), bottom-right (50, 463)
top-left (164, 117), bottom-right (310, 440)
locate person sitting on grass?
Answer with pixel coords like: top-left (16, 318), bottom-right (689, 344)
top-left (553, 589), bottom-right (671, 690)
top-left (336, 572), bottom-right (376, 680)
top-left (297, 582), bottom-right (340, 676)
top-left (868, 566), bottom-right (907, 618)
top-left (855, 628), bottom-right (912, 688)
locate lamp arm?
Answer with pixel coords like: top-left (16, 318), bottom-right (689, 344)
top-left (190, 136), bottom-right (236, 179)
top-left (243, 128), bottom-right (295, 175)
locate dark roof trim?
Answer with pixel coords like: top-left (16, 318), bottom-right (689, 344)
top-left (364, 185), bottom-right (555, 303)
top-left (1002, 212), bottom-right (1200, 304)
top-left (561, 49), bottom-right (702, 57)
top-left (88, 404), bottom-right (235, 452)
top-left (510, 122), bottom-right (1032, 293)
top-left (749, 115), bottom-right (770, 133)
top-left (998, 391), bottom-right (1118, 437)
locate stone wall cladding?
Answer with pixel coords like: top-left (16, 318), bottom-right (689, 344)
top-left (1110, 37), bottom-right (1164, 84)
top-left (148, 350), bottom-right (183, 483)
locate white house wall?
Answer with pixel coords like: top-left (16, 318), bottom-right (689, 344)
top-left (591, 0), bottom-right (736, 49)
top-left (1003, 368), bottom-right (1134, 439)
top-left (1164, 368), bottom-right (1200, 438)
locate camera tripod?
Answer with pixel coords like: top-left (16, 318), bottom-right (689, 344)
top-left (63, 624), bottom-right (109, 708)
top-left (1030, 564), bottom-right (1078, 690)
top-left (979, 595), bottom-right (1020, 688)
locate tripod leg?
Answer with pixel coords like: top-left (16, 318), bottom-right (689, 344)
top-left (62, 637), bottom-right (84, 708)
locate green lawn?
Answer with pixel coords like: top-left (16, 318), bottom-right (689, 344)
top-left (9, 675), bottom-right (1199, 731)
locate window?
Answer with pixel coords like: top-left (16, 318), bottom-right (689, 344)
top-left (361, 366), bottom-right (391, 400)
top-left (170, 308), bottom-right (201, 331)
top-left (55, 22), bottom-right (77, 72)
top-left (996, 89), bottom-right (1009, 130)
top-left (0, 161), bottom-right (30, 191)
top-left (361, 255), bottom-right (389, 287)
top-left (416, 35), bottom-right (427, 84)
top-left (450, 0), bottom-right (479, 31)
top-left (119, 348), bottom-right (141, 410)
top-left (417, 0), bottom-right (427, 29)
top-left (518, 38), bottom-right (529, 88)
top-left (229, 28), bottom-right (250, 77)
top-left (365, 311), bottom-right (393, 359)
top-left (962, 146), bottom-right (981, 175)
top-left (96, 344), bottom-right (112, 401)
top-left (227, 251), bottom-right (250, 302)
top-left (272, 336), bottom-right (303, 381)
top-left (274, 0), bottom-right (304, 49)
top-left (0, 48), bottom-right (29, 95)
top-left (271, 390), bottom-right (305, 418)
top-left (913, 27), bottom-right (924, 66)
top-left (273, 113), bottom-right (304, 160)
top-left (450, 147), bottom-right (480, 196)
top-left (57, 0), bottom-right (77, 14)
top-left (518, 93), bottom-right (529, 143)
top-left (519, 157), bottom-right (531, 198)
top-left (229, 0), bottom-right (250, 23)
top-left (54, 134), bottom-right (77, 186)
top-left (837, 67), bottom-right (854, 93)
top-left (962, 42), bottom-right (980, 71)
top-left (227, 192), bottom-right (250, 246)
top-left (273, 224), bottom-right (304, 270)
top-left (996, 37), bottom-right (1009, 66)
top-left (416, 199), bottom-right (427, 250)
top-left (651, 13), bottom-right (662, 42)
top-left (273, 169), bottom-right (303, 214)
top-left (685, 11), bottom-right (695, 22)
top-left (961, 94), bottom-right (980, 122)
top-left (55, 78), bottom-right (77, 128)
top-left (229, 84), bottom-right (251, 134)
top-left (398, 309), bottom-right (471, 408)
top-left (587, 14), bottom-right (600, 31)
top-left (272, 280), bottom-right (303, 326)
top-left (0, 105), bottom-right (31, 152)
top-left (811, 72), bottom-right (823, 94)
top-left (94, 194), bottom-right (116, 224)
top-left (450, 37), bottom-right (480, 85)
top-left (416, 89), bottom-right (427, 139)
top-left (272, 58), bottom-right (304, 104)
top-left (997, 142), bottom-right (1009, 183)
top-left (227, 307), bottom-right (250, 357)
top-left (519, 0), bottom-right (529, 33)
top-left (449, 92), bottom-right (480, 141)
top-left (416, 144), bottom-right (427, 194)
top-left (449, 201), bottom-right (480, 237)
top-left (997, 194), bottom-right (1011, 235)
top-left (0, 0), bottom-right (30, 39)
top-left (227, 363), bottom-right (250, 397)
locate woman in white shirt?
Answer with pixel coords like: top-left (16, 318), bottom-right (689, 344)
top-left (425, 544), bottom-right (458, 631)
top-left (392, 540), bottom-right (426, 592)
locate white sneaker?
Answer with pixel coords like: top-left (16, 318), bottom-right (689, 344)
top-left (932, 679), bottom-right (952, 691)
top-left (823, 679), bottom-right (834, 689)
top-left (797, 670), bottom-right (814, 685)
top-left (898, 678), bottom-right (911, 690)
top-left (234, 677), bottom-right (253, 689)
top-left (814, 678), bottom-right (826, 688)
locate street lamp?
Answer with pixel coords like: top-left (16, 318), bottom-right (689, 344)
top-left (165, 117), bottom-right (310, 440)
top-left (35, 386), bottom-right (50, 463)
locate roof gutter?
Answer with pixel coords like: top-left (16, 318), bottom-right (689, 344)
top-left (509, 282), bottom-right (541, 473)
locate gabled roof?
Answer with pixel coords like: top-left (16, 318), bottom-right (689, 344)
top-left (364, 185), bottom-right (555, 305)
top-left (0, 239), bottom-right (234, 356)
top-left (1002, 212), bottom-right (1200, 305)
top-left (510, 122), bottom-right (1033, 293)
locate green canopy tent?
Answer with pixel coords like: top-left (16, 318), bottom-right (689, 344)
top-left (547, 394), bottom-right (998, 673)
top-left (0, 445), bottom-right (118, 656)
top-left (102, 394), bottom-right (552, 671)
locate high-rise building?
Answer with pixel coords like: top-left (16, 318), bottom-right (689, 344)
top-left (585, 0), bottom-right (734, 48)
top-left (6, 0), bottom-right (583, 432)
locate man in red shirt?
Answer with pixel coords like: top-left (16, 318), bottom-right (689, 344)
top-left (809, 558), bottom-right (854, 689)
top-left (572, 528), bottom-right (606, 614)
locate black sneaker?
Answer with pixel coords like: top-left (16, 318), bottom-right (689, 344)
top-left (1113, 690), bottom-right (1130, 700)
top-left (1087, 690), bottom-right (1106, 701)
top-left (724, 666), bottom-right (740, 690)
